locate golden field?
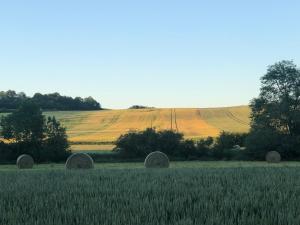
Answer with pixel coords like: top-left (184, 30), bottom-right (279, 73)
top-left (43, 106), bottom-right (250, 143)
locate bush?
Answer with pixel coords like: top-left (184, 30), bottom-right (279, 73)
top-left (246, 129), bottom-right (300, 160)
top-left (114, 128), bottom-right (196, 159)
top-left (0, 141), bottom-right (13, 163)
top-left (212, 131), bottom-right (248, 159)
top-left (195, 137), bottom-right (214, 158)
top-left (41, 117), bottom-right (71, 162)
top-left (245, 129), bottom-right (281, 160)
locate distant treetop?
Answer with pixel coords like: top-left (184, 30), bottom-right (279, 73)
top-left (0, 90), bottom-right (102, 111)
top-left (129, 105), bottom-right (154, 109)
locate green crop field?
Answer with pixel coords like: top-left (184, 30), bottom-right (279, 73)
top-left (0, 161), bottom-right (299, 225)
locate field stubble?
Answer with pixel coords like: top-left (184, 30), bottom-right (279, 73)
top-left (42, 106), bottom-right (251, 150)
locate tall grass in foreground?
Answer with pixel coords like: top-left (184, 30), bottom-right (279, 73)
top-left (0, 168), bottom-right (299, 225)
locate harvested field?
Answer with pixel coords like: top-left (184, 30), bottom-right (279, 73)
top-left (40, 106), bottom-right (250, 143)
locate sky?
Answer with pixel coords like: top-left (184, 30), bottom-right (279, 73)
top-left (0, 0), bottom-right (300, 109)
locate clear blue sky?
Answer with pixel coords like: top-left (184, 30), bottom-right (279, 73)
top-left (0, 0), bottom-right (299, 109)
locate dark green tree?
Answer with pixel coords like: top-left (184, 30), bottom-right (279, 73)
top-left (0, 101), bottom-right (70, 162)
top-left (0, 90), bottom-right (101, 111)
top-left (114, 128), bottom-right (195, 158)
top-left (42, 117), bottom-right (70, 162)
top-left (0, 101), bottom-right (45, 142)
top-left (246, 60), bottom-right (300, 159)
top-left (195, 137), bottom-right (214, 158)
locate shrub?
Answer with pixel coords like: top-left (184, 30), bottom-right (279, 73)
top-left (245, 129), bottom-right (282, 160)
top-left (195, 137), bottom-right (214, 158)
top-left (114, 128), bottom-right (195, 159)
top-left (214, 131), bottom-right (247, 150)
top-left (213, 131), bottom-right (248, 159)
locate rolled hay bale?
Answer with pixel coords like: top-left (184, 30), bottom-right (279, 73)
top-left (144, 151), bottom-right (170, 168)
top-left (16, 154), bottom-right (34, 169)
top-left (65, 153), bottom-right (94, 169)
top-left (233, 145), bottom-right (241, 150)
top-left (265, 151), bottom-right (281, 163)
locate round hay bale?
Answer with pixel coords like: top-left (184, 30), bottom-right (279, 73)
top-left (266, 151), bottom-right (281, 163)
top-left (16, 154), bottom-right (34, 169)
top-left (233, 145), bottom-right (241, 150)
top-left (65, 153), bottom-right (94, 169)
top-left (144, 151), bottom-right (170, 168)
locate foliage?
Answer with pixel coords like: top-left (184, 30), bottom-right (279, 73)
top-left (42, 117), bottom-right (70, 162)
top-left (114, 128), bottom-right (196, 158)
top-left (33, 92), bottom-right (101, 110)
top-left (193, 133), bottom-right (249, 160)
top-left (214, 131), bottom-right (247, 150)
top-left (0, 101), bottom-right (45, 142)
top-left (0, 168), bottom-right (299, 225)
top-left (0, 90), bottom-right (27, 111)
top-left (213, 131), bottom-right (248, 159)
top-left (114, 129), bottom-right (250, 160)
top-left (129, 105), bottom-right (154, 109)
top-left (195, 137), bottom-right (214, 158)
top-left (0, 141), bottom-right (13, 162)
top-left (0, 102), bottom-right (70, 162)
top-left (246, 60), bottom-right (300, 159)
top-left (0, 90), bottom-right (101, 111)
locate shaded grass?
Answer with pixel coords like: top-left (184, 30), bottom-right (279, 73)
top-left (1, 161), bottom-right (300, 171)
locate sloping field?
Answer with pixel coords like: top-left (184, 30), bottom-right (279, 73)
top-left (42, 106), bottom-right (250, 143)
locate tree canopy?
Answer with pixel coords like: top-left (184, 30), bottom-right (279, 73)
top-left (251, 60), bottom-right (300, 135)
top-left (0, 90), bottom-right (101, 111)
top-left (0, 101), bottom-right (45, 142)
top-left (0, 101), bottom-right (70, 162)
top-left (246, 60), bottom-right (300, 159)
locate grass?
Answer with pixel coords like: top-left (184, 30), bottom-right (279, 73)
top-left (0, 161), bottom-right (299, 225)
top-left (0, 106), bottom-right (249, 145)
top-left (1, 161), bottom-right (300, 171)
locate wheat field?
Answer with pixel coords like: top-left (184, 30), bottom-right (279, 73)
top-left (43, 106), bottom-right (250, 143)
top-left (1, 164), bottom-right (299, 225)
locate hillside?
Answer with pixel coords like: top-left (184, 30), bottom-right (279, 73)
top-left (43, 106), bottom-right (250, 143)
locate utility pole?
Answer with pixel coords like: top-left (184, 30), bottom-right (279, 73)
top-left (170, 108), bottom-right (173, 131)
top-left (174, 109), bottom-right (179, 132)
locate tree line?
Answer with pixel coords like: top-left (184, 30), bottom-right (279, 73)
top-left (0, 90), bottom-right (101, 111)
